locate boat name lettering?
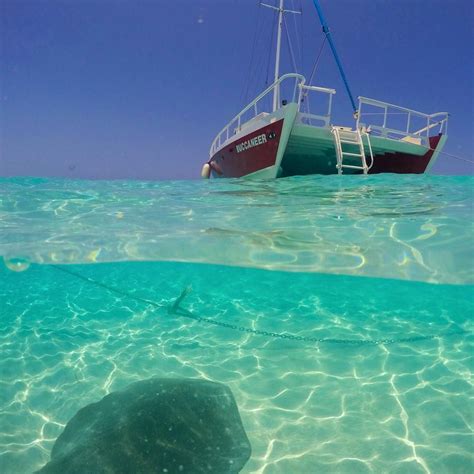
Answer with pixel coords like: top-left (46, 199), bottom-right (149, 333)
top-left (235, 134), bottom-right (267, 153)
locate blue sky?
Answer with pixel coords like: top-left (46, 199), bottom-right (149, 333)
top-left (1, 0), bottom-right (472, 179)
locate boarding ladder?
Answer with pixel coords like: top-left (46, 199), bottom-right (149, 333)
top-left (331, 127), bottom-right (374, 175)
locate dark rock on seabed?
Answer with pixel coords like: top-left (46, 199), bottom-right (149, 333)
top-left (36, 378), bottom-right (251, 474)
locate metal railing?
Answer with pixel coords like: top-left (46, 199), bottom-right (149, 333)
top-left (297, 84), bottom-right (336, 127)
top-left (356, 96), bottom-right (449, 146)
top-left (209, 73), bottom-right (336, 157)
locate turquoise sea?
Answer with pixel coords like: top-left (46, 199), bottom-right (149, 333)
top-left (1, 175), bottom-right (473, 473)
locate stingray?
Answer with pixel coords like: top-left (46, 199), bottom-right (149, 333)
top-left (36, 378), bottom-right (251, 474)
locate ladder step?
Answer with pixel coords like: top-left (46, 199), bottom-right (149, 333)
top-left (341, 164), bottom-right (366, 170)
top-left (339, 133), bottom-right (358, 138)
top-left (340, 139), bottom-right (360, 144)
top-left (341, 152), bottom-right (364, 157)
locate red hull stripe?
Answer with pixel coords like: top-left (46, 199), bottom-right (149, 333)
top-left (369, 135), bottom-right (442, 174)
top-left (210, 120), bottom-right (284, 178)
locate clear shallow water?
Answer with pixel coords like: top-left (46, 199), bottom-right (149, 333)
top-left (0, 175), bottom-right (473, 473)
top-left (1, 175), bottom-right (473, 283)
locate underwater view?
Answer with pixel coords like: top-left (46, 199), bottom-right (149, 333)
top-left (1, 175), bottom-right (473, 473)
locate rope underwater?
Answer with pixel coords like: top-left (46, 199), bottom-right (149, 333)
top-left (52, 265), bottom-right (469, 348)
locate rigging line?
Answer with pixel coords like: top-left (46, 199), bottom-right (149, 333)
top-left (307, 36), bottom-right (326, 88)
top-left (283, 15), bottom-right (298, 74)
top-left (299, 0), bottom-right (304, 72)
top-left (416, 145), bottom-right (474, 164)
top-left (50, 265), bottom-right (469, 348)
top-left (311, 0), bottom-right (357, 114)
top-left (242, 0), bottom-right (262, 105)
top-left (301, 36), bottom-right (326, 114)
top-left (289, 0), bottom-right (302, 72)
top-left (300, 0), bottom-right (304, 77)
top-left (265, 9), bottom-right (277, 87)
top-left (437, 150), bottom-right (474, 164)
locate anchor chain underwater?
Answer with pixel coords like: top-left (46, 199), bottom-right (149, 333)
top-left (51, 265), bottom-right (469, 347)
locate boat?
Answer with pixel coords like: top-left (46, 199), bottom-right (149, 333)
top-left (202, 0), bottom-right (449, 179)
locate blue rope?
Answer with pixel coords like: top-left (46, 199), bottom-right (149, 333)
top-left (311, 0), bottom-right (358, 114)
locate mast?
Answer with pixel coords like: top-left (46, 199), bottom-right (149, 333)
top-left (262, 1), bottom-right (300, 112)
top-left (311, 0), bottom-right (358, 115)
top-left (273, 0), bottom-right (284, 112)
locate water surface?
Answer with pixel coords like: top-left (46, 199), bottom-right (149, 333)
top-left (1, 175), bottom-right (472, 473)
